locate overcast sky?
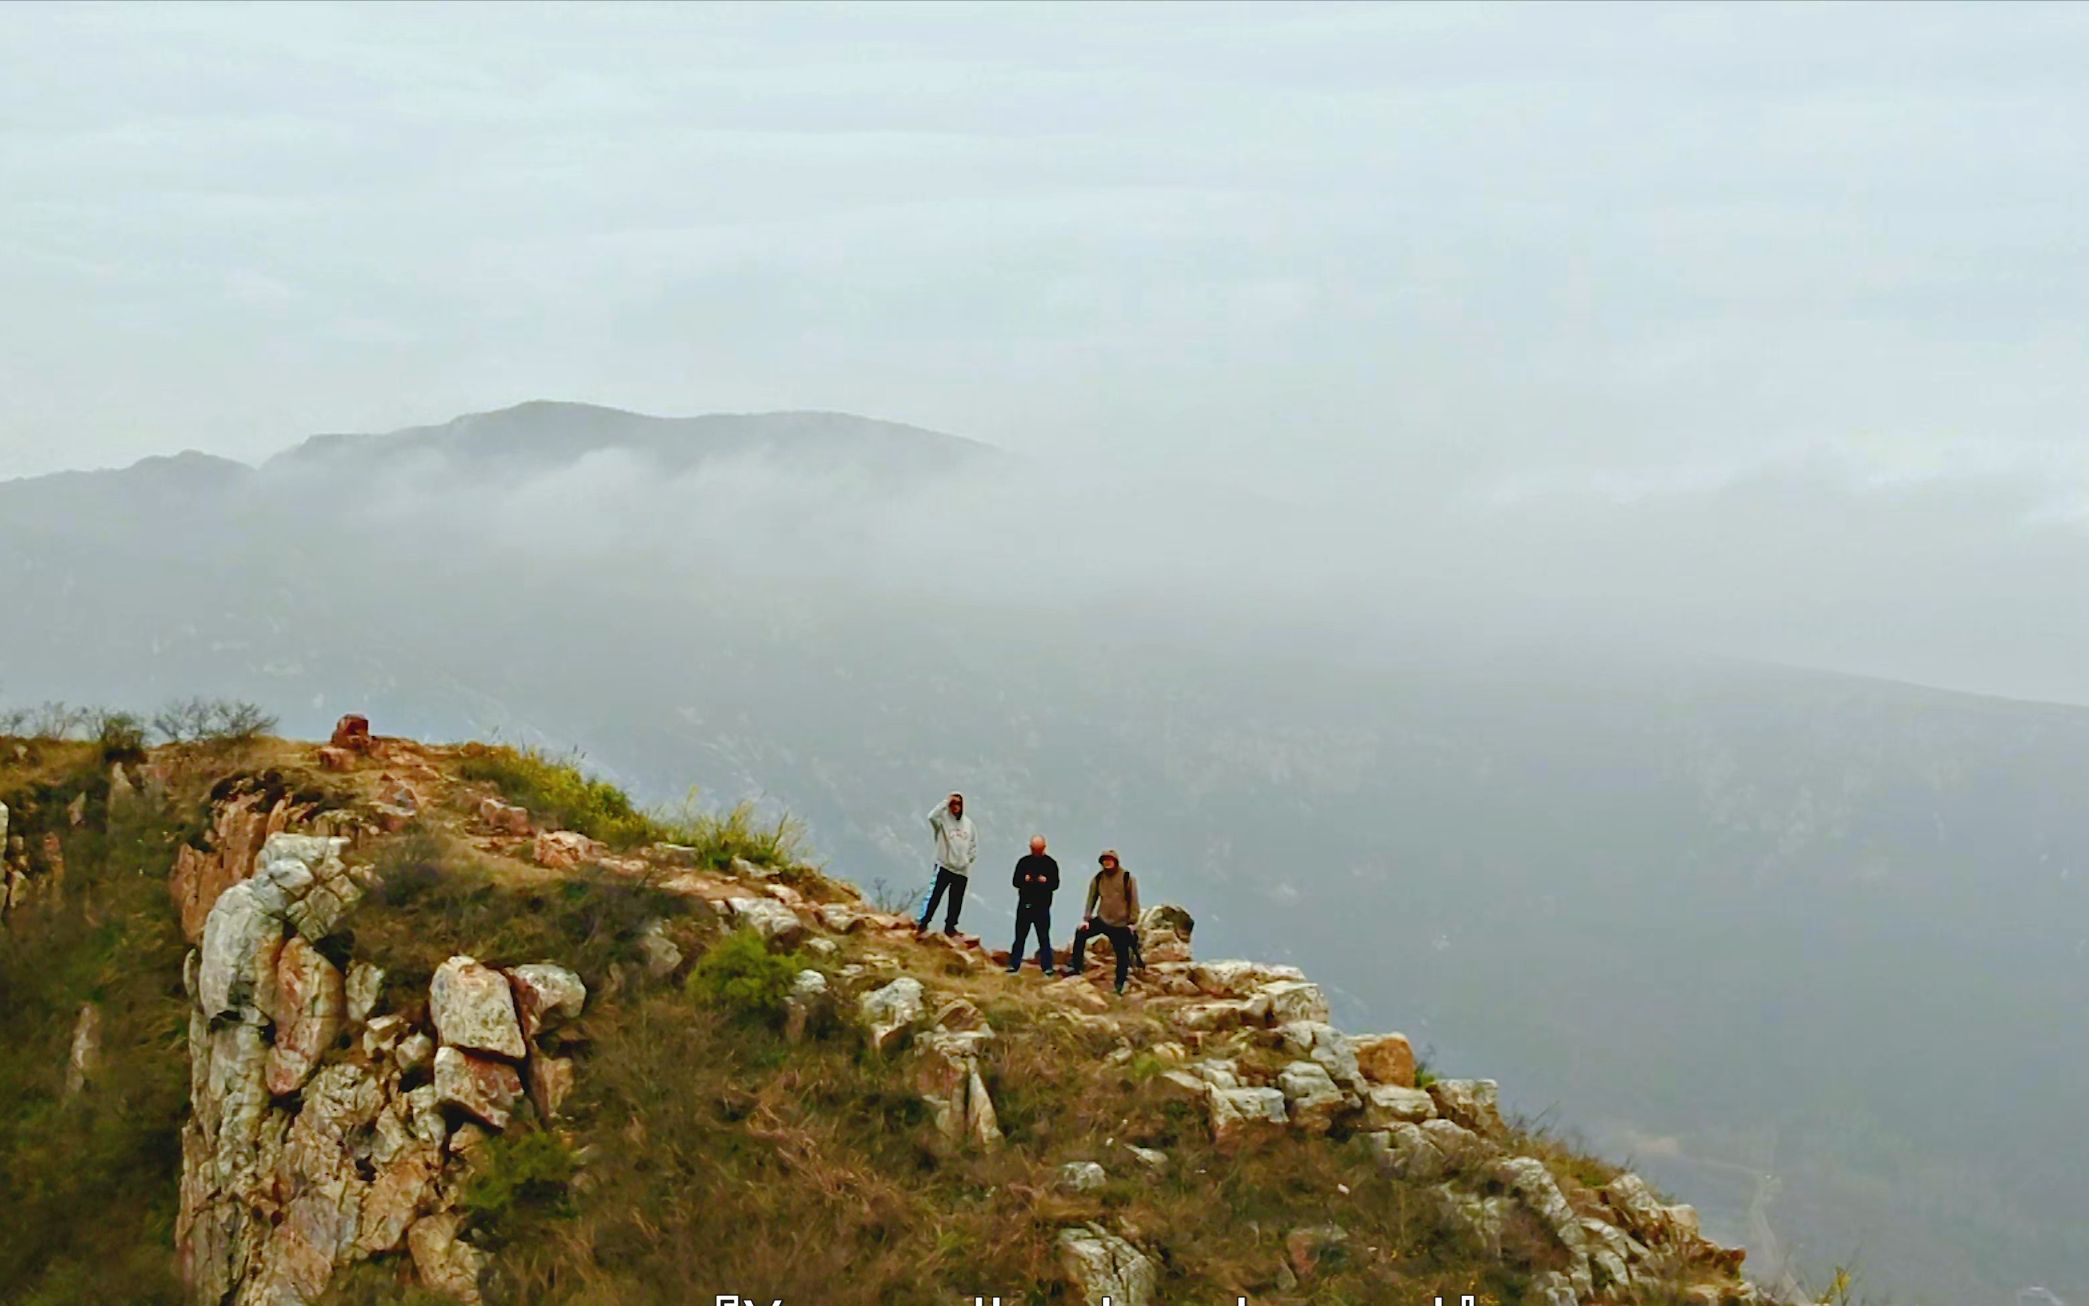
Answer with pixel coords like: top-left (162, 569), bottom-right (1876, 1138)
top-left (4, 2), bottom-right (2085, 492)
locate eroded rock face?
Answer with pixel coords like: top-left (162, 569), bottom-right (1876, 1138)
top-left (266, 937), bottom-right (346, 1095)
top-left (176, 796), bottom-right (578, 1305)
top-left (430, 956), bottom-right (526, 1060)
top-left (1056, 1224), bottom-right (1157, 1306)
top-left (915, 1028), bottom-right (1003, 1150)
top-left (170, 790), bottom-right (297, 942)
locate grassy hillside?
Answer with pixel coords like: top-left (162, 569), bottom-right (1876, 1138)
top-left (2, 729), bottom-right (1783, 1305)
top-left (0, 739), bottom-right (197, 1304)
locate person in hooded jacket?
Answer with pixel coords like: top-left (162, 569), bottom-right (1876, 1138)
top-left (1068, 850), bottom-right (1142, 994)
top-left (917, 791), bottom-right (978, 935)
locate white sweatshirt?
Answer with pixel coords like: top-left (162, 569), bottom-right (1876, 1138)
top-left (928, 799), bottom-right (978, 875)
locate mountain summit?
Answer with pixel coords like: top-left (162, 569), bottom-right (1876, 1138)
top-left (265, 401), bottom-right (995, 481)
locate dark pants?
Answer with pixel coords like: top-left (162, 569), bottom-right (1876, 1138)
top-left (1009, 900), bottom-right (1054, 972)
top-left (1070, 921), bottom-right (1137, 991)
top-left (918, 865), bottom-right (968, 932)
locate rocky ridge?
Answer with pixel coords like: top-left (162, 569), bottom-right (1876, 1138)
top-left (17, 719), bottom-right (1781, 1305)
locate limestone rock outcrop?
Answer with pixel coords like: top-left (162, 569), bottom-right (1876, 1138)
top-left (176, 815), bottom-right (584, 1305)
top-left (860, 976), bottom-right (926, 1054)
top-left (1056, 1224), bottom-right (1157, 1306)
top-left (265, 937), bottom-right (345, 1095)
top-left (170, 786), bottom-right (300, 941)
top-left (430, 955), bottom-right (527, 1059)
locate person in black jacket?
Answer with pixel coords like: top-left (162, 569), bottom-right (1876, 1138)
top-left (1006, 835), bottom-right (1060, 976)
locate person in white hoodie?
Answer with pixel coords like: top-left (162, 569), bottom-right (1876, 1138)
top-left (917, 791), bottom-right (978, 935)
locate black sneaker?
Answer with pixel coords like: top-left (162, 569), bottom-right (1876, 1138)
top-left (1004, 964), bottom-right (1021, 975)
top-left (1041, 968), bottom-right (1056, 978)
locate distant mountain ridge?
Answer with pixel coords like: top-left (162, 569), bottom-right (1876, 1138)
top-left (1, 399), bottom-right (2084, 1303)
top-left (269, 400), bottom-right (995, 483)
top-left (0, 401), bottom-right (994, 503)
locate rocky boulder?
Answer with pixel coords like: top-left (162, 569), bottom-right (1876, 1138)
top-left (434, 1045), bottom-right (524, 1129)
top-left (1275, 1060), bottom-right (1347, 1133)
top-left (1056, 1224), bottom-right (1157, 1306)
top-left (64, 1002), bottom-right (100, 1096)
top-left (1135, 902), bottom-right (1194, 962)
top-left (526, 1053), bottom-right (577, 1120)
top-left (1284, 1224), bottom-right (1348, 1279)
top-left (1255, 979), bottom-right (1331, 1025)
top-left (1058, 1160), bottom-right (1108, 1193)
top-left (915, 1028), bottom-right (1002, 1149)
top-left (1350, 1031), bottom-right (1417, 1087)
top-left (407, 1213), bottom-right (487, 1305)
top-left (859, 976), bottom-right (926, 1054)
top-left (265, 936), bottom-right (345, 1095)
top-left (1427, 1077), bottom-right (1507, 1138)
top-left (477, 796), bottom-right (532, 835)
top-left (813, 901), bottom-right (866, 933)
top-left (1358, 1083), bottom-right (1437, 1128)
top-left (506, 962), bottom-right (587, 1038)
top-left (345, 961), bottom-right (385, 1026)
top-left (1209, 1084), bottom-right (1289, 1143)
top-left (1276, 1020), bottom-right (1366, 1092)
top-left (1371, 1118), bottom-right (1490, 1182)
top-left (1493, 1156), bottom-right (1592, 1295)
top-left (725, 895), bottom-right (807, 945)
top-left (1188, 958), bottom-right (1305, 998)
top-left (533, 829), bottom-right (605, 871)
top-left (430, 955), bottom-right (527, 1060)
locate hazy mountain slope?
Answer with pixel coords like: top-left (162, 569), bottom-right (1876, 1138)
top-left (1, 403), bottom-right (2082, 1303)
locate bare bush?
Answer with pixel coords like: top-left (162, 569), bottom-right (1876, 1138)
top-left (150, 697), bottom-right (278, 749)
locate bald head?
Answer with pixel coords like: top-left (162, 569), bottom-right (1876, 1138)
top-left (1029, 835), bottom-right (1047, 854)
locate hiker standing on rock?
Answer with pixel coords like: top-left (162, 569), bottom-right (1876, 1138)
top-left (1069, 850), bottom-right (1141, 995)
top-left (1006, 835), bottom-right (1060, 976)
top-left (917, 791), bottom-right (978, 936)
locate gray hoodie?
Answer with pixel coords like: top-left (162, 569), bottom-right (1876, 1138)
top-left (928, 796), bottom-right (978, 875)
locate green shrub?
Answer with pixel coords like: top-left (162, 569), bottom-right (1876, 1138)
top-left (457, 746), bottom-right (655, 850)
top-left (685, 929), bottom-right (805, 1025)
top-left (655, 796), bottom-right (809, 872)
top-left (88, 711), bottom-right (148, 761)
top-left (458, 1129), bottom-right (577, 1237)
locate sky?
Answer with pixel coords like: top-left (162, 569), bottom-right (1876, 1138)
top-left (4, 1), bottom-right (2089, 699)
top-left (4, 3), bottom-right (2086, 486)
